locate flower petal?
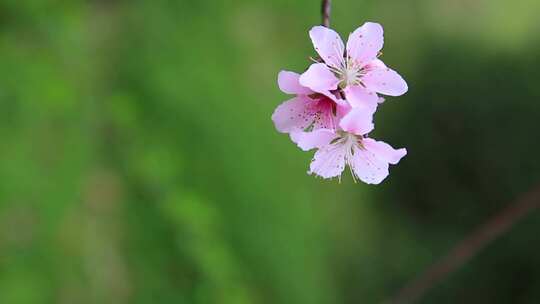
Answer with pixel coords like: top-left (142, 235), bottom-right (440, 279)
top-left (290, 129), bottom-right (338, 151)
top-left (339, 108), bottom-right (374, 135)
top-left (346, 22), bottom-right (384, 66)
top-left (278, 70), bottom-right (313, 95)
top-left (271, 97), bottom-right (312, 133)
top-left (343, 85), bottom-right (379, 112)
top-left (309, 142), bottom-right (347, 179)
top-left (309, 26), bottom-right (345, 68)
top-left (350, 146), bottom-right (389, 184)
top-left (335, 102), bottom-right (352, 120)
top-left (362, 138), bottom-right (407, 164)
top-left (362, 64), bottom-right (408, 96)
top-left (299, 63), bottom-right (340, 94)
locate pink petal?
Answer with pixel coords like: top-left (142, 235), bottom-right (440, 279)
top-left (278, 70), bottom-right (313, 95)
top-left (343, 85), bottom-right (379, 112)
top-left (346, 22), bottom-right (384, 66)
top-left (271, 97), bottom-right (312, 133)
top-left (339, 108), bottom-right (374, 135)
top-left (299, 63), bottom-right (340, 94)
top-left (308, 143), bottom-right (347, 179)
top-left (290, 129), bottom-right (338, 151)
top-left (309, 26), bottom-right (345, 68)
top-left (272, 95), bottom-right (337, 133)
top-left (335, 102), bottom-right (352, 120)
top-left (362, 138), bottom-right (406, 164)
top-left (362, 64), bottom-right (408, 96)
top-left (350, 146), bottom-right (389, 184)
top-left (364, 58), bottom-right (386, 69)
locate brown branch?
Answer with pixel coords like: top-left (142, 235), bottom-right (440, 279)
top-left (386, 183), bottom-right (540, 304)
top-left (321, 0), bottom-right (331, 27)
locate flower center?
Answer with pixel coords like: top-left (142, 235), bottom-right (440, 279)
top-left (344, 68), bottom-right (357, 85)
top-left (336, 58), bottom-right (364, 89)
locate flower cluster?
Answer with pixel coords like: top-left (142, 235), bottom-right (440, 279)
top-left (272, 22), bottom-right (408, 184)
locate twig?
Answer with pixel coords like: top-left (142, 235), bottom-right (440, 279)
top-left (321, 0), bottom-right (331, 27)
top-left (386, 183), bottom-right (540, 304)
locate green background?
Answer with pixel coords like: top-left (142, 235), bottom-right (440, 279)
top-left (0, 0), bottom-right (539, 303)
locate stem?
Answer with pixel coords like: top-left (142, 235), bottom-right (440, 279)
top-left (321, 0), bottom-right (331, 27)
top-left (386, 183), bottom-right (540, 304)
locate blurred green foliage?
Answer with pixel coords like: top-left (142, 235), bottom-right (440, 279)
top-left (0, 0), bottom-right (539, 303)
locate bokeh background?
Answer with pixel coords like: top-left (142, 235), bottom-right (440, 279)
top-left (1, 0), bottom-right (539, 303)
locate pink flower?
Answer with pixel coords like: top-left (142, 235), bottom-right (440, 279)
top-left (272, 71), bottom-right (337, 133)
top-left (272, 70), bottom-right (374, 151)
top-left (272, 22), bottom-right (408, 184)
top-left (299, 22), bottom-right (408, 113)
top-left (305, 109), bottom-right (407, 184)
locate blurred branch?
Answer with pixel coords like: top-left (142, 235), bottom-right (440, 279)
top-left (321, 0), bottom-right (331, 27)
top-left (387, 183), bottom-right (540, 304)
